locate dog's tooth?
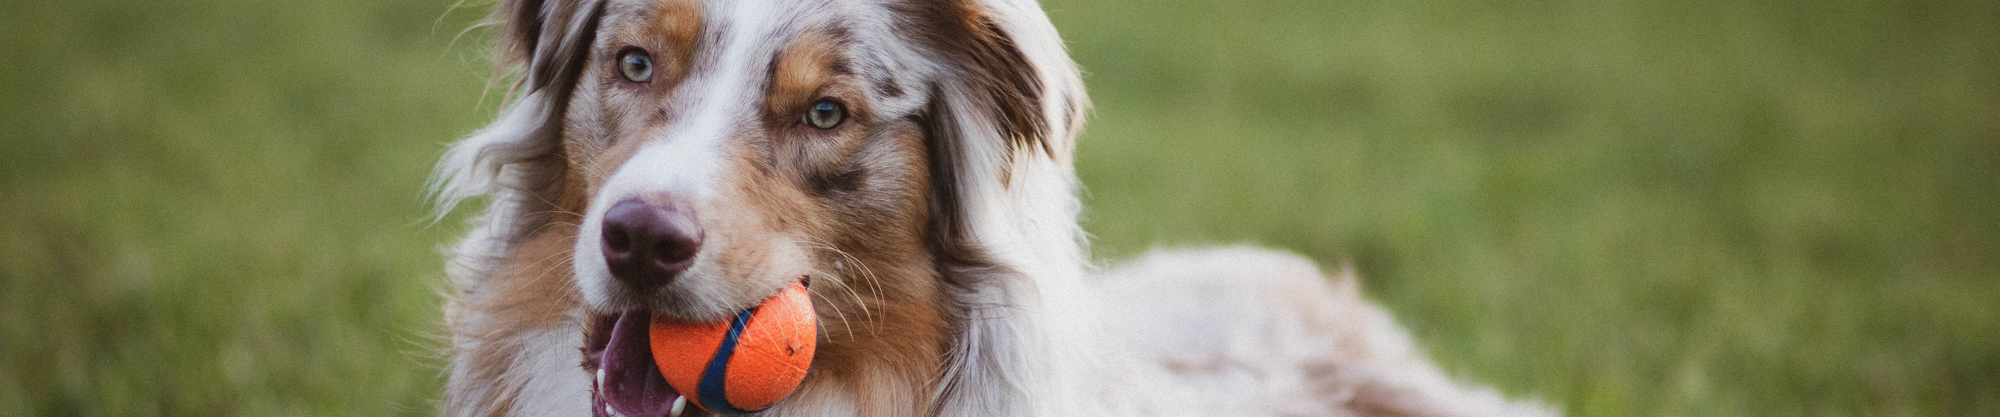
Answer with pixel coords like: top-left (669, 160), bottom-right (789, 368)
top-left (670, 397), bottom-right (686, 417)
top-left (597, 368), bottom-right (606, 388)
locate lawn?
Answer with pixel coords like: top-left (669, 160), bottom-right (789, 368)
top-left (2, 0), bottom-right (1996, 415)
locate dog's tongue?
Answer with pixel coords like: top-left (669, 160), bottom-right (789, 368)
top-left (597, 311), bottom-right (681, 417)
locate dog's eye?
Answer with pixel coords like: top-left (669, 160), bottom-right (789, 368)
top-left (618, 49), bottom-right (653, 83)
top-left (803, 100), bottom-right (845, 129)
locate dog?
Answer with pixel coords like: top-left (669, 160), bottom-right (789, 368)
top-left (430, 0), bottom-right (1560, 415)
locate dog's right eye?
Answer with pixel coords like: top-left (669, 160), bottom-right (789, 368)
top-left (803, 100), bottom-right (846, 129)
top-left (618, 49), bottom-right (653, 83)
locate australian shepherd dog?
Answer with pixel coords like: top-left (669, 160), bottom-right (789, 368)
top-left (430, 0), bottom-right (1557, 415)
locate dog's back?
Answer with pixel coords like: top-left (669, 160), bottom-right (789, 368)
top-left (1096, 247), bottom-right (1556, 417)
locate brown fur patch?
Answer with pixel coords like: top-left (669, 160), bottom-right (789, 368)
top-left (651, 0), bottom-right (702, 63)
top-left (766, 28), bottom-right (848, 119)
top-left (459, 222), bottom-right (583, 336)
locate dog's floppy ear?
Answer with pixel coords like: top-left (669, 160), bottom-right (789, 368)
top-left (936, 11), bottom-right (1051, 160)
top-left (430, 0), bottom-right (605, 228)
top-left (909, 0), bottom-right (1087, 168)
top-left (909, 0), bottom-right (1090, 257)
top-left (496, 0), bottom-right (606, 95)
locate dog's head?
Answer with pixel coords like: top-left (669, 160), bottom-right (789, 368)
top-left (434, 0), bottom-right (1087, 414)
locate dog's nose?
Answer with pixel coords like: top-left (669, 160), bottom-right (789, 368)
top-left (601, 197), bottom-right (702, 289)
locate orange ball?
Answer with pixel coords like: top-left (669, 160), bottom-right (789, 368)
top-left (650, 281), bottom-right (817, 414)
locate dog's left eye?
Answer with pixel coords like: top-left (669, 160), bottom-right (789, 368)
top-left (803, 100), bottom-right (845, 129)
top-left (618, 49), bottom-right (653, 83)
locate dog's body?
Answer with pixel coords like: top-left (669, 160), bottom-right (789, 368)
top-left (432, 0), bottom-right (1556, 415)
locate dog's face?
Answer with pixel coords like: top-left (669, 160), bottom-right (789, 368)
top-left (568, 0), bottom-right (942, 321)
top-left (434, 0), bottom-right (1082, 413)
top-left (489, 0), bottom-right (1063, 413)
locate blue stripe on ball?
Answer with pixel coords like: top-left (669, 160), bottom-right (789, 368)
top-left (697, 310), bottom-right (756, 414)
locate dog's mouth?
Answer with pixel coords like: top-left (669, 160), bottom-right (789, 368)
top-left (587, 310), bottom-right (686, 417)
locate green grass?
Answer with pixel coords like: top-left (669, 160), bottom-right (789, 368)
top-left (2, 0), bottom-right (1996, 415)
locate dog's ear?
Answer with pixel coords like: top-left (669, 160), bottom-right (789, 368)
top-left (908, 1), bottom-right (1087, 168)
top-left (939, 11), bottom-right (1051, 160)
top-left (429, 0), bottom-right (605, 227)
top-left (496, 0), bottom-right (606, 95)
top-left (910, 0), bottom-right (1089, 258)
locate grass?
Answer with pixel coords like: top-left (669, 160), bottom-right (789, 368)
top-left (2, 0), bottom-right (1996, 415)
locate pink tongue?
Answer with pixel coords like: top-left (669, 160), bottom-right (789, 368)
top-left (599, 311), bottom-right (681, 416)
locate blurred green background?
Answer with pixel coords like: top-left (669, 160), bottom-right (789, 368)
top-left (2, 0), bottom-right (1995, 414)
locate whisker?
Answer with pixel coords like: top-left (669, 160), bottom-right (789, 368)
top-left (806, 265), bottom-right (874, 325)
top-left (798, 273), bottom-right (857, 340)
top-left (523, 220), bottom-right (583, 240)
top-left (513, 247), bottom-right (576, 291)
top-left (801, 239), bottom-right (887, 309)
top-left (561, 151), bottom-right (613, 186)
top-left (534, 254), bottom-right (583, 319)
top-left (792, 241), bottom-right (879, 323)
top-left (815, 238), bottom-right (887, 303)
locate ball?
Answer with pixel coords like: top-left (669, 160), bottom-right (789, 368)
top-left (650, 281), bottom-right (817, 414)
